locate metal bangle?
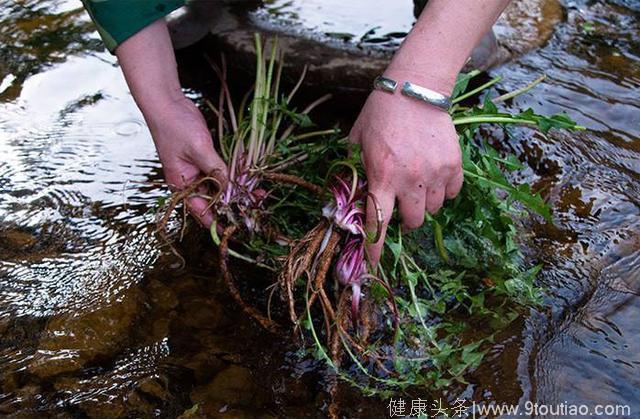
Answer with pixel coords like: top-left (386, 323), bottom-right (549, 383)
top-left (373, 76), bottom-right (397, 93)
top-left (373, 75), bottom-right (451, 111)
top-left (401, 81), bottom-right (451, 111)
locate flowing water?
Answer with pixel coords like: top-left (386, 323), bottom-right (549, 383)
top-left (1, 0), bottom-right (639, 417)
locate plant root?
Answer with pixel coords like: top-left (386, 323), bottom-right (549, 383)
top-left (155, 174), bottom-right (222, 267)
top-left (278, 221), bottom-right (329, 324)
top-left (359, 297), bottom-right (374, 347)
top-left (311, 229), bottom-right (341, 335)
top-left (336, 287), bottom-right (395, 377)
top-left (327, 287), bottom-right (350, 419)
top-left (361, 274), bottom-right (400, 336)
top-left (219, 224), bottom-right (281, 334)
top-left (262, 171), bottom-right (324, 196)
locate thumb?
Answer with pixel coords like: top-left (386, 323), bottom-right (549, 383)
top-left (348, 122), bottom-right (362, 145)
top-left (189, 140), bottom-right (229, 192)
top-left (185, 140), bottom-right (228, 228)
top-left (187, 196), bottom-right (215, 228)
top-left (365, 187), bottom-right (395, 268)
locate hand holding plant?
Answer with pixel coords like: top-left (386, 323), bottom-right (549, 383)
top-left (148, 96), bottom-right (228, 227)
top-left (350, 87), bottom-right (463, 265)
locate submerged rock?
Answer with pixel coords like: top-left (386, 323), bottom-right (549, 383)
top-left (190, 365), bottom-right (267, 415)
top-left (0, 316), bottom-right (8, 335)
top-left (0, 384), bottom-right (42, 415)
top-left (135, 375), bottom-right (171, 401)
top-left (28, 285), bottom-right (145, 379)
top-left (0, 227), bottom-right (61, 261)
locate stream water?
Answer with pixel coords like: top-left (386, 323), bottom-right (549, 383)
top-left (1, 0), bottom-right (638, 418)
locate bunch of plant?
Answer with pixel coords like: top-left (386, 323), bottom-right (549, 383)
top-left (155, 35), bottom-right (584, 412)
top-left (156, 34), bottom-right (336, 332)
top-left (274, 72), bottom-right (582, 398)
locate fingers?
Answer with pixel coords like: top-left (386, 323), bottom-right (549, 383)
top-left (185, 140), bottom-right (228, 229)
top-left (187, 196), bottom-right (215, 227)
top-left (365, 187), bottom-right (395, 268)
top-left (426, 185), bottom-right (446, 215)
top-left (394, 174), bottom-right (459, 233)
top-left (189, 139), bottom-right (229, 191)
top-left (398, 189), bottom-right (427, 231)
top-left (445, 169), bottom-right (464, 199)
top-left (424, 167), bottom-right (462, 215)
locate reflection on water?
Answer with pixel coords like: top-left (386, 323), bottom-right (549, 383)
top-left (252, 0), bottom-right (415, 49)
top-left (0, 49), bottom-right (163, 316)
top-left (1, 0), bottom-right (639, 417)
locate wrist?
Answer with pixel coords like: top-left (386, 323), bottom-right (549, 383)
top-left (139, 92), bottom-right (193, 136)
top-left (137, 86), bottom-right (185, 115)
top-left (382, 67), bottom-right (456, 96)
top-left (372, 72), bottom-right (454, 113)
top-left (369, 89), bottom-right (452, 122)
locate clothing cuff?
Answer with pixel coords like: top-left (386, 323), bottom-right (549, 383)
top-left (82, 0), bottom-right (186, 53)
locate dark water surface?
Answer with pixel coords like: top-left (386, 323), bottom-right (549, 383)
top-left (1, 0), bottom-right (639, 418)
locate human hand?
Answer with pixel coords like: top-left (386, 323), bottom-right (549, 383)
top-left (113, 19), bottom-right (228, 228)
top-left (349, 83), bottom-right (463, 266)
top-left (147, 96), bottom-right (228, 227)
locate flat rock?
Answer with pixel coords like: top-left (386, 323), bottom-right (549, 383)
top-left (494, 0), bottom-right (563, 56)
top-left (202, 0), bottom-right (563, 95)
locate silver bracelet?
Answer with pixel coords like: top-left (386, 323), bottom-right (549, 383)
top-left (373, 75), bottom-right (451, 111)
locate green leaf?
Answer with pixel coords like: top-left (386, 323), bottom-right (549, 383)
top-left (463, 169), bottom-right (552, 221)
top-left (386, 228), bottom-right (403, 276)
top-left (483, 93), bottom-right (498, 114)
top-left (452, 70), bottom-right (480, 100)
top-left (580, 21), bottom-right (596, 35)
top-left (517, 108), bottom-right (584, 133)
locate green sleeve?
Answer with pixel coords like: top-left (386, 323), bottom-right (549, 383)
top-left (82, 0), bottom-right (186, 53)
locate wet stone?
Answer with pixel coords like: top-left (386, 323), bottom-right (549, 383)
top-left (0, 228), bottom-right (38, 260)
top-left (202, 0), bottom-right (564, 96)
top-left (151, 316), bottom-right (172, 340)
top-left (0, 384), bottom-right (42, 414)
top-left (78, 399), bottom-right (128, 419)
top-left (277, 376), bottom-right (315, 406)
top-left (50, 368), bottom-right (178, 418)
top-left (1, 228), bottom-right (36, 248)
top-left (0, 371), bottom-right (20, 394)
top-left (226, 410), bottom-right (277, 419)
top-left (0, 224), bottom-right (70, 262)
top-left (26, 349), bottom-right (85, 380)
top-left (28, 285), bottom-right (145, 379)
top-left (180, 297), bottom-right (227, 330)
top-left (53, 376), bottom-right (130, 418)
top-left (0, 316), bottom-right (9, 335)
top-left (179, 349), bottom-right (227, 383)
top-left (190, 365), bottom-right (265, 415)
top-left (136, 376), bottom-right (170, 401)
top-left (494, 0), bottom-right (563, 56)
top-left (123, 390), bottom-right (157, 417)
top-left (147, 279), bottom-right (180, 311)
top-left (209, 408), bottom-right (268, 419)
